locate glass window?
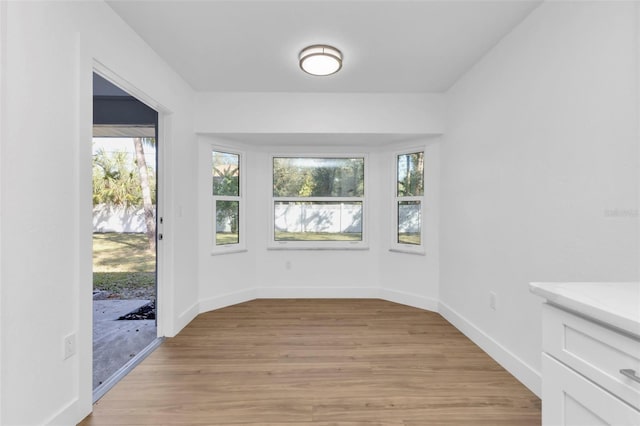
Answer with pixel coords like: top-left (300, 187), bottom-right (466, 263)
top-left (215, 200), bottom-right (239, 245)
top-left (212, 151), bottom-right (239, 196)
top-left (273, 157), bottom-right (364, 197)
top-left (274, 201), bottom-right (363, 242)
top-left (397, 200), bottom-right (421, 245)
top-left (271, 156), bottom-right (366, 249)
top-left (212, 150), bottom-right (244, 253)
top-left (394, 151), bottom-right (424, 252)
top-left (397, 152), bottom-right (424, 197)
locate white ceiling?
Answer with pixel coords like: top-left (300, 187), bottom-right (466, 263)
top-left (107, 0), bottom-right (541, 93)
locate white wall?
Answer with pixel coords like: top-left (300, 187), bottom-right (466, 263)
top-left (379, 140), bottom-right (440, 311)
top-left (1, 1), bottom-right (197, 425)
top-left (440, 1), bottom-right (639, 396)
top-left (196, 137), bottom-right (256, 310)
top-left (250, 145), bottom-right (385, 297)
top-left (195, 92), bottom-right (445, 135)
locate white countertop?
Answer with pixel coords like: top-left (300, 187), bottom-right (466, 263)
top-left (530, 282), bottom-right (640, 337)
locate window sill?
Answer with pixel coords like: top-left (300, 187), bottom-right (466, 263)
top-left (211, 248), bottom-right (248, 256)
top-left (268, 243), bottom-right (369, 251)
top-left (389, 248), bottom-right (426, 256)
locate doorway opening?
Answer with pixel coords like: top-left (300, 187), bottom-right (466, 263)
top-left (92, 72), bottom-right (161, 401)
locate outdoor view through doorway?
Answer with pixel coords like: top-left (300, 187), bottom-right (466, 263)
top-left (92, 73), bottom-right (159, 399)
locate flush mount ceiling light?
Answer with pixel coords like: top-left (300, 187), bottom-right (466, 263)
top-left (299, 44), bottom-right (342, 76)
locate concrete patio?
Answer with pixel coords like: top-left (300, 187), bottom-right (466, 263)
top-left (93, 299), bottom-right (157, 389)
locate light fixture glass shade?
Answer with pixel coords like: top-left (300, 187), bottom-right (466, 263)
top-left (299, 45), bottom-right (342, 76)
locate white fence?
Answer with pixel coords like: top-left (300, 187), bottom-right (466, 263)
top-left (95, 203), bottom-right (417, 234)
top-left (398, 203), bottom-right (421, 233)
top-left (93, 204), bottom-right (154, 233)
top-left (274, 203), bottom-right (362, 233)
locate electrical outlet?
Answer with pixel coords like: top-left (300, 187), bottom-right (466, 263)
top-left (489, 292), bottom-right (497, 311)
top-left (64, 333), bottom-right (76, 359)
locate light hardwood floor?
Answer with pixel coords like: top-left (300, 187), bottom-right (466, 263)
top-left (80, 299), bottom-right (541, 425)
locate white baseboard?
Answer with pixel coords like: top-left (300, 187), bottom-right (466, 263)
top-left (195, 287), bottom-right (438, 313)
top-left (379, 288), bottom-right (439, 312)
top-left (172, 301), bottom-right (200, 337)
top-left (45, 397), bottom-right (79, 426)
top-left (255, 286), bottom-right (381, 299)
top-left (198, 288), bottom-right (256, 314)
top-left (197, 287), bottom-right (382, 315)
top-left (438, 301), bottom-right (541, 397)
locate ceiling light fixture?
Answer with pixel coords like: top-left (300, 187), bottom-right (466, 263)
top-left (299, 44), bottom-right (342, 76)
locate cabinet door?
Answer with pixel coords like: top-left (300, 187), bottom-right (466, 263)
top-left (542, 304), bottom-right (640, 409)
top-left (542, 354), bottom-right (640, 426)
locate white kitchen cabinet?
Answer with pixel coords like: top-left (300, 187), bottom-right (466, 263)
top-left (531, 282), bottom-right (640, 426)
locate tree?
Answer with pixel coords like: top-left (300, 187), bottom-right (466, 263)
top-left (133, 137), bottom-right (156, 252)
top-left (272, 158), bottom-right (364, 198)
top-left (273, 160), bottom-right (311, 197)
top-left (398, 152), bottom-right (424, 196)
top-left (93, 148), bottom-right (142, 207)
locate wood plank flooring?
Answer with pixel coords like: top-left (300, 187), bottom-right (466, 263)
top-left (80, 299), bottom-right (541, 425)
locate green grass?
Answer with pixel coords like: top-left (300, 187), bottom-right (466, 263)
top-left (93, 272), bottom-right (155, 294)
top-left (93, 233), bottom-right (155, 294)
top-left (398, 233), bottom-right (421, 245)
top-left (216, 232), bottom-right (239, 245)
top-left (274, 231), bottom-right (362, 242)
top-left (93, 233), bottom-right (155, 272)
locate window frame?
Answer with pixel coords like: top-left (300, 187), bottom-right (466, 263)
top-left (211, 147), bottom-right (246, 255)
top-left (269, 153), bottom-right (369, 250)
top-left (391, 147), bottom-right (425, 255)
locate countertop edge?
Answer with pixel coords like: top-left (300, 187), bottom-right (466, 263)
top-left (530, 282), bottom-right (640, 338)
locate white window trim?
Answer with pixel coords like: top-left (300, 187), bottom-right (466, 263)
top-left (391, 147), bottom-right (425, 255)
top-left (211, 146), bottom-right (246, 255)
top-left (268, 153), bottom-right (369, 250)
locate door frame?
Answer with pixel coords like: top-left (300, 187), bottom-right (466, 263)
top-left (89, 63), bottom-right (171, 401)
top-left (73, 36), bottom-right (177, 423)
top-left (92, 62), bottom-right (167, 337)
top-left (90, 65), bottom-right (169, 402)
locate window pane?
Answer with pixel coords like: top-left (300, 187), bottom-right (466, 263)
top-left (398, 201), bottom-right (421, 245)
top-left (212, 151), bottom-right (239, 196)
top-left (273, 157), bottom-right (364, 197)
top-left (216, 200), bottom-right (239, 245)
top-left (397, 152), bottom-right (424, 197)
top-left (274, 201), bottom-right (362, 241)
